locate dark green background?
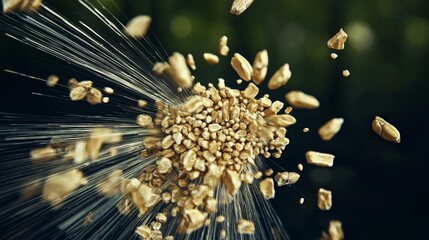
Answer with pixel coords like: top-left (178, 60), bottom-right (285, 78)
top-left (1, 0), bottom-right (428, 239)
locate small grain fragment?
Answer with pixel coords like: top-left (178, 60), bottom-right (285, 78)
top-left (70, 86), bottom-right (87, 101)
top-left (303, 127), bottom-right (309, 133)
top-left (231, 53), bottom-right (253, 81)
top-left (372, 116), bottom-right (401, 143)
top-left (236, 79), bottom-right (243, 84)
top-left (46, 75), bottom-right (59, 87)
top-left (236, 219), bottom-right (255, 234)
top-left (102, 97), bottom-right (109, 103)
top-left (299, 197), bottom-right (305, 205)
top-left (342, 70), bottom-right (350, 77)
top-left (124, 15), bottom-right (152, 39)
top-left (268, 64), bottom-right (292, 90)
top-left (285, 90), bottom-right (320, 109)
top-left (317, 188), bottom-right (332, 211)
top-left (230, 0), bottom-right (254, 15)
top-left (318, 118), bottom-right (344, 141)
top-left (297, 163), bottom-right (304, 171)
top-left (31, 145), bottom-right (56, 163)
top-left (306, 151), bottom-right (334, 167)
top-left (136, 114), bottom-right (154, 128)
top-left (330, 53), bottom-right (338, 59)
top-left (218, 35), bottom-right (229, 56)
top-left (203, 53), bottom-right (220, 64)
top-left (327, 28), bottom-right (348, 50)
top-left (285, 106), bottom-right (293, 114)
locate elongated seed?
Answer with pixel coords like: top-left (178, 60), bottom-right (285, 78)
top-left (231, 53), bottom-right (253, 81)
top-left (268, 64), bottom-right (292, 90)
top-left (218, 35), bottom-right (229, 56)
top-left (317, 188), bottom-right (332, 210)
top-left (285, 90), bottom-right (320, 109)
top-left (203, 53), bottom-right (219, 64)
top-left (318, 118), bottom-right (344, 141)
top-left (372, 116), bottom-right (401, 143)
top-left (252, 50), bottom-right (268, 84)
top-left (305, 151), bottom-right (334, 167)
top-left (124, 15), bottom-right (152, 39)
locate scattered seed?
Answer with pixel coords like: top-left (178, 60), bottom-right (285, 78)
top-left (186, 53), bottom-right (196, 70)
top-left (137, 99), bottom-right (147, 108)
top-left (342, 70), bottom-right (350, 77)
top-left (327, 28), bottom-right (348, 50)
top-left (252, 49), bottom-right (268, 85)
top-left (231, 53), bottom-right (253, 81)
top-left (305, 151), bottom-right (334, 167)
top-left (124, 15), bottom-right (152, 39)
top-left (167, 52), bottom-right (193, 88)
top-left (259, 178), bottom-right (275, 199)
top-left (372, 116), bottom-right (401, 143)
top-left (236, 219), bottom-right (255, 234)
top-left (136, 114), bottom-right (154, 128)
top-left (297, 163), bottom-right (304, 171)
top-left (42, 169), bottom-right (86, 207)
top-left (274, 172), bottom-right (300, 186)
top-left (318, 118), bottom-right (344, 141)
top-left (330, 53), bottom-right (338, 59)
top-left (268, 64), bottom-right (292, 90)
top-left (103, 87), bottom-right (114, 94)
top-left (218, 35), bottom-right (229, 56)
top-left (285, 106), bottom-right (293, 114)
top-left (46, 75), bottom-right (59, 87)
top-left (230, 0), bottom-right (254, 15)
top-left (299, 197), bottom-right (305, 205)
top-left (86, 88), bottom-right (103, 105)
top-left (30, 145), bottom-right (56, 163)
top-left (321, 220), bottom-right (344, 240)
top-left (285, 90), bottom-right (320, 109)
top-left (102, 97), bottom-right (109, 103)
top-left (303, 127), bottom-right (309, 133)
top-left (203, 53), bottom-right (220, 64)
top-left (70, 86), bottom-right (88, 101)
top-left (236, 79), bottom-right (243, 84)
top-left (317, 188), bottom-right (332, 211)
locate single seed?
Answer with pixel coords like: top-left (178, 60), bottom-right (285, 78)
top-left (318, 118), bottom-right (344, 141)
top-left (268, 64), bottom-right (292, 90)
top-left (327, 28), bottom-right (348, 50)
top-left (305, 151), bottom-right (334, 167)
top-left (342, 70), bottom-right (350, 77)
top-left (203, 53), bottom-right (219, 64)
top-left (297, 163), bottom-right (304, 171)
top-left (124, 15), bottom-right (152, 39)
top-left (42, 169), bottom-right (86, 207)
top-left (86, 88), bottom-right (103, 105)
top-left (330, 53), bottom-right (338, 59)
top-left (218, 35), bottom-right (229, 56)
top-left (299, 197), bottom-right (305, 204)
top-left (259, 178), bottom-right (275, 199)
top-left (136, 114), bottom-right (153, 128)
top-left (46, 75), bottom-right (59, 87)
top-left (137, 100), bottom-right (147, 108)
top-left (236, 79), bottom-right (243, 84)
top-left (285, 90), bottom-right (320, 109)
top-left (252, 49), bottom-right (268, 85)
top-left (285, 106), bottom-right (293, 114)
top-left (236, 219), bottom-right (255, 234)
top-left (274, 172), bottom-right (300, 186)
top-left (372, 116), bottom-right (401, 143)
top-left (186, 53), bottom-right (196, 70)
top-left (317, 188), bottom-right (332, 211)
top-left (153, 62), bottom-right (170, 74)
top-left (231, 53), bottom-right (253, 81)
top-left (103, 87), bottom-right (114, 94)
top-left (167, 52), bottom-right (193, 88)
top-left (102, 97), bottom-right (109, 103)
top-left (303, 127), bottom-right (309, 133)
top-left (70, 86), bottom-right (87, 101)
top-left (321, 221), bottom-right (344, 240)
top-left (230, 0), bottom-right (254, 15)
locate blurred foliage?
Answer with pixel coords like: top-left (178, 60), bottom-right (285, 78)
top-left (0, 0), bottom-right (428, 239)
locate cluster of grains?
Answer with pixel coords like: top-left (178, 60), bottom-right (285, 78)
top-left (2, 0), bottom-right (41, 13)
top-left (123, 77), bottom-right (299, 236)
top-left (69, 79), bottom-right (105, 105)
top-left (31, 128), bottom-right (121, 165)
